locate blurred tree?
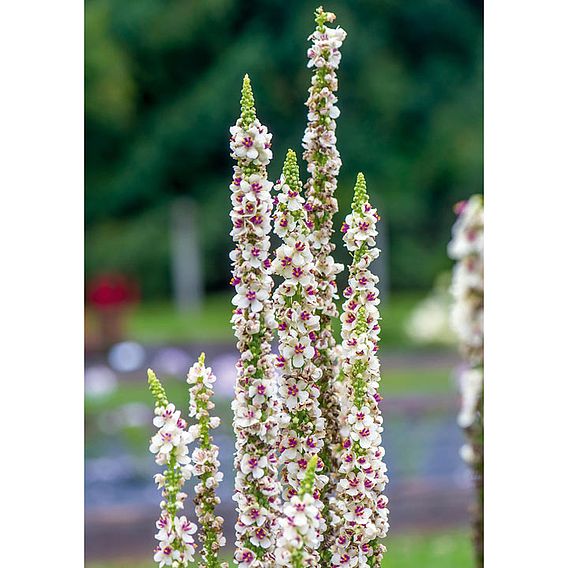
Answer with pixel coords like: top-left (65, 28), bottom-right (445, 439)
top-left (86, 0), bottom-right (482, 298)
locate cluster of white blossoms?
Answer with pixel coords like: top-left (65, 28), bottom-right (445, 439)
top-left (272, 149), bottom-right (327, 562)
top-left (229, 75), bottom-right (282, 567)
top-left (275, 455), bottom-right (323, 568)
top-left (148, 370), bottom-right (198, 568)
top-left (448, 194), bottom-right (484, 466)
top-left (302, 8), bottom-right (347, 541)
top-left (448, 195), bottom-right (484, 365)
top-left (330, 174), bottom-right (389, 568)
top-left (186, 354), bottom-right (228, 568)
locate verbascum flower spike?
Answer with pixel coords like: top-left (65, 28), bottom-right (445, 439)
top-left (272, 149), bottom-right (327, 563)
top-left (148, 369), bottom-right (197, 568)
top-left (330, 174), bottom-right (389, 568)
top-left (229, 75), bottom-right (282, 567)
top-left (275, 455), bottom-right (323, 567)
top-left (448, 195), bottom-right (484, 567)
top-left (186, 354), bottom-right (228, 568)
top-left (302, 7), bottom-right (347, 545)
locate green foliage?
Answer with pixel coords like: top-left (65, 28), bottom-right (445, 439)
top-left (86, 0), bottom-right (482, 296)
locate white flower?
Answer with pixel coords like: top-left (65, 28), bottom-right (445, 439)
top-left (232, 285), bottom-right (269, 313)
top-left (149, 425), bottom-right (182, 456)
top-left (282, 334), bottom-right (315, 368)
top-left (280, 378), bottom-right (310, 410)
top-left (235, 548), bottom-right (257, 568)
top-left (230, 120), bottom-right (273, 165)
top-left (250, 526), bottom-right (272, 548)
top-left (241, 453), bottom-right (268, 479)
top-left (153, 403), bottom-right (181, 428)
top-left (457, 367), bottom-right (483, 428)
top-left (153, 541), bottom-right (181, 567)
top-left (174, 515), bottom-right (197, 544)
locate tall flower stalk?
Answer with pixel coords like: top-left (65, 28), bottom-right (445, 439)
top-left (330, 174), bottom-right (389, 567)
top-left (148, 370), bottom-right (198, 568)
top-left (448, 195), bottom-right (484, 568)
top-left (272, 149), bottom-right (327, 561)
top-left (187, 354), bottom-right (228, 568)
top-left (275, 455), bottom-right (323, 567)
top-left (229, 75), bottom-right (282, 567)
top-left (302, 6), bottom-right (347, 545)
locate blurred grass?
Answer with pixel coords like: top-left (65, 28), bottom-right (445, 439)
top-left (85, 366), bottom-right (455, 459)
top-left (85, 366), bottom-right (454, 418)
top-left (119, 291), bottom-right (428, 346)
top-left (85, 530), bottom-right (474, 568)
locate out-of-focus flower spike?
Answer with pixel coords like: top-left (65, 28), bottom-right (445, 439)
top-left (448, 194), bottom-right (483, 567)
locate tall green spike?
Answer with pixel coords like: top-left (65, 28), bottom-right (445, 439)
top-left (299, 454), bottom-right (319, 497)
top-left (240, 74), bottom-right (257, 129)
top-left (148, 369), bottom-right (168, 408)
top-left (282, 149), bottom-right (302, 193)
top-left (352, 172), bottom-right (369, 214)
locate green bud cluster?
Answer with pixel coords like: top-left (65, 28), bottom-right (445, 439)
top-left (148, 369), bottom-right (168, 408)
top-left (299, 454), bottom-right (319, 497)
top-left (240, 74), bottom-right (257, 129)
top-left (352, 172), bottom-right (369, 215)
top-left (282, 149), bottom-right (302, 194)
top-left (315, 5), bottom-right (331, 32)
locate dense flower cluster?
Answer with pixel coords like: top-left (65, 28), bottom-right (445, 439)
top-left (186, 354), bottom-right (228, 568)
top-left (275, 455), bottom-right (323, 567)
top-left (229, 75), bottom-right (282, 567)
top-left (448, 195), bottom-right (484, 367)
top-left (330, 174), bottom-right (389, 567)
top-left (302, 7), bottom-right (347, 535)
top-left (148, 370), bottom-right (197, 568)
top-left (272, 149), bottom-right (327, 562)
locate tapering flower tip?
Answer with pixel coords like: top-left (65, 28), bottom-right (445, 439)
top-left (147, 369), bottom-right (168, 408)
top-left (315, 6), bottom-right (336, 30)
top-left (352, 172), bottom-right (369, 214)
top-left (299, 454), bottom-right (319, 497)
top-left (240, 74), bottom-right (256, 128)
top-left (282, 149), bottom-right (302, 193)
top-left (198, 351), bottom-right (206, 366)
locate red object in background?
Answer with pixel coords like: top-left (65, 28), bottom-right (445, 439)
top-left (87, 273), bottom-right (139, 310)
top-left (86, 273), bottom-right (140, 350)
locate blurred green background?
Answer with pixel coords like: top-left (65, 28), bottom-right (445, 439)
top-left (85, 1), bottom-right (482, 566)
top-left (86, 0), bottom-right (482, 299)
